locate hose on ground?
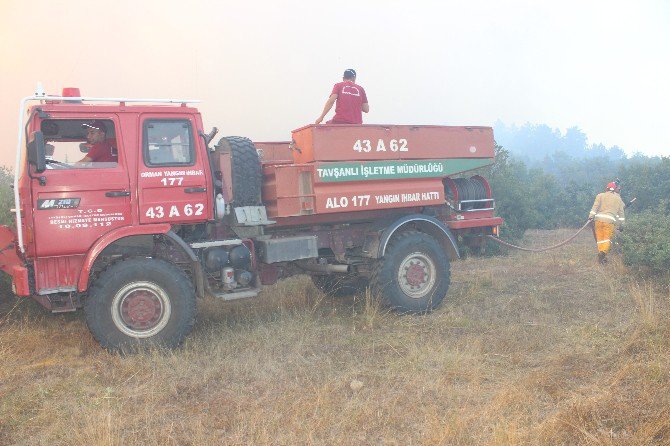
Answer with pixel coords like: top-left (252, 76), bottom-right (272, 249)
top-left (486, 220), bottom-right (592, 253)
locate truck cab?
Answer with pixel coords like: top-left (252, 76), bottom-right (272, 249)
top-left (11, 92), bottom-right (214, 284)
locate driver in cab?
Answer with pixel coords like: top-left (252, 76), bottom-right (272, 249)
top-left (79, 120), bottom-right (117, 163)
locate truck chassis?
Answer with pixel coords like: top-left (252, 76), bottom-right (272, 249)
top-left (0, 88), bottom-right (502, 351)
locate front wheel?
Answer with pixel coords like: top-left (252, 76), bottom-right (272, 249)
top-left (370, 231), bottom-right (451, 313)
top-left (84, 258), bottom-right (196, 352)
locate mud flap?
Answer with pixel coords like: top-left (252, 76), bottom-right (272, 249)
top-left (0, 226), bottom-right (29, 296)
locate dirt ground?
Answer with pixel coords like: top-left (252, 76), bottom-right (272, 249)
top-left (1, 229), bottom-right (668, 445)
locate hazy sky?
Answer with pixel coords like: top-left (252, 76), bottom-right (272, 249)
top-left (1, 0), bottom-right (668, 167)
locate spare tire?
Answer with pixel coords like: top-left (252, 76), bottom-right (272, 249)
top-left (215, 136), bottom-right (262, 206)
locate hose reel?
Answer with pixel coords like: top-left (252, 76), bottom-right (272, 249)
top-left (444, 175), bottom-right (492, 211)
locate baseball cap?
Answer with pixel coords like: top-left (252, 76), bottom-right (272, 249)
top-left (82, 120), bottom-right (107, 133)
top-left (343, 69), bottom-right (356, 78)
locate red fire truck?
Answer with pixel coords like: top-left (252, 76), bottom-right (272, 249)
top-left (0, 87), bottom-right (502, 351)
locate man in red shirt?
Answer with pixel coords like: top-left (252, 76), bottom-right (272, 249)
top-left (315, 69), bottom-right (369, 125)
top-left (79, 120), bottom-right (118, 163)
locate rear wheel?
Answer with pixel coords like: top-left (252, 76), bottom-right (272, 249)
top-left (370, 231), bottom-right (450, 313)
top-left (84, 258), bottom-right (196, 352)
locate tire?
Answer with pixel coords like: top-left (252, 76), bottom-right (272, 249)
top-left (370, 231), bottom-right (450, 313)
top-left (218, 136), bottom-right (262, 206)
top-left (311, 274), bottom-right (369, 297)
top-left (84, 258), bottom-right (196, 352)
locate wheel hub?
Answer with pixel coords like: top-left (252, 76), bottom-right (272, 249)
top-left (111, 281), bottom-right (172, 338)
top-left (121, 290), bottom-right (163, 330)
top-left (405, 262), bottom-right (428, 287)
top-left (397, 252), bottom-right (437, 299)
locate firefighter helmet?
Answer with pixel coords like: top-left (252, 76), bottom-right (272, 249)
top-left (606, 182), bottom-right (617, 191)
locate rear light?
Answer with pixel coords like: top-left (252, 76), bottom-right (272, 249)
top-left (492, 226), bottom-right (499, 236)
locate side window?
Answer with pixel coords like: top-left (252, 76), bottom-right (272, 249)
top-left (143, 120), bottom-right (194, 167)
top-left (40, 119), bottom-right (118, 169)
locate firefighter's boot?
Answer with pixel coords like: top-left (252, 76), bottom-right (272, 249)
top-left (598, 252), bottom-right (607, 265)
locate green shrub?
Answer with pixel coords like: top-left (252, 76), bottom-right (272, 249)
top-left (619, 206), bottom-right (670, 275)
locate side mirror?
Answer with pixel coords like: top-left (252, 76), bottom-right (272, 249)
top-left (27, 131), bottom-right (46, 173)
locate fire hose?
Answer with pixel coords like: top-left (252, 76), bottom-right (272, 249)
top-left (485, 220), bottom-right (593, 252)
top-left (485, 197), bottom-right (635, 252)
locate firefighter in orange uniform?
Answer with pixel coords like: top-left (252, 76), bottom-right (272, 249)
top-left (589, 182), bottom-right (625, 264)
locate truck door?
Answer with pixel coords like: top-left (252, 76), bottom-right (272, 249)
top-left (137, 116), bottom-right (212, 224)
top-left (31, 117), bottom-right (131, 258)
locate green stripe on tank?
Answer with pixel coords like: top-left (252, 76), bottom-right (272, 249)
top-left (315, 158), bottom-right (492, 182)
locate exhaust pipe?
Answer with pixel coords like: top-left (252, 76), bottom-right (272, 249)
top-left (296, 260), bottom-right (349, 274)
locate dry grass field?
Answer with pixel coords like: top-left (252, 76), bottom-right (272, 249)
top-left (1, 229), bottom-right (669, 445)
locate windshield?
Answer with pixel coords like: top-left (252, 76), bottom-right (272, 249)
top-left (40, 118), bottom-right (118, 169)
